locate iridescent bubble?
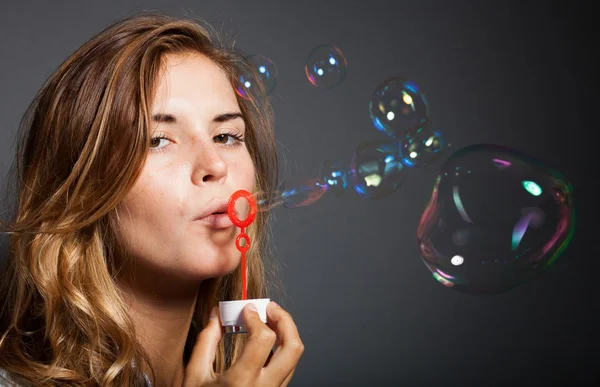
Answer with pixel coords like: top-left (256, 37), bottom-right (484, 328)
top-left (305, 45), bottom-right (348, 89)
top-left (279, 177), bottom-right (329, 209)
top-left (236, 54), bottom-right (278, 99)
top-left (417, 144), bottom-right (575, 294)
top-left (322, 160), bottom-right (348, 196)
top-left (347, 140), bottom-right (406, 199)
top-left (401, 125), bottom-right (447, 168)
top-left (369, 77), bottom-right (429, 137)
top-left (250, 190), bottom-right (284, 214)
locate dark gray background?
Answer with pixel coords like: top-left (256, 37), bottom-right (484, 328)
top-left (0, 1), bottom-right (596, 386)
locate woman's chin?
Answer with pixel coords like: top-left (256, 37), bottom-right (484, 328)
top-left (193, 254), bottom-right (240, 278)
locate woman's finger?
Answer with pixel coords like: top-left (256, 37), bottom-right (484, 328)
top-left (263, 302), bottom-right (304, 383)
top-left (231, 303), bottom-right (277, 375)
top-left (183, 306), bottom-right (222, 386)
top-left (281, 367), bottom-right (298, 387)
top-left (264, 347), bottom-right (275, 366)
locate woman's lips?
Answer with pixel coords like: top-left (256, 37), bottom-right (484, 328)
top-left (195, 212), bottom-right (233, 229)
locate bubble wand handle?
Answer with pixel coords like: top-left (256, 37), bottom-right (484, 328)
top-left (227, 190), bottom-right (257, 300)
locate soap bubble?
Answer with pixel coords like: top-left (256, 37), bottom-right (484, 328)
top-left (369, 77), bottom-right (429, 137)
top-left (279, 177), bottom-right (329, 209)
top-left (243, 190), bottom-right (284, 214)
top-left (236, 54), bottom-right (278, 99)
top-left (348, 140), bottom-right (406, 199)
top-left (248, 178), bottom-right (328, 213)
top-left (401, 126), bottom-right (447, 168)
top-left (305, 45), bottom-right (348, 88)
top-left (417, 144), bottom-right (575, 294)
top-left (322, 160), bottom-right (348, 195)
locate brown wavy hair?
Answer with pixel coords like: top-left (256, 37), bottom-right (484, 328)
top-left (0, 11), bottom-right (281, 386)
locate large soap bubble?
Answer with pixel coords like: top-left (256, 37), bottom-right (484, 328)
top-left (417, 144), bottom-right (575, 294)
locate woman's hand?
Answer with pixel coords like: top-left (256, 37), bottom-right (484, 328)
top-left (183, 301), bottom-right (304, 386)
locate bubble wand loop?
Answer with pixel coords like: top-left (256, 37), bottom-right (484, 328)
top-left (227, 189), bottom-right (257, 300)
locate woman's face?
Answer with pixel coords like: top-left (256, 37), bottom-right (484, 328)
top-left (115, 53), bottom-right (255, 283)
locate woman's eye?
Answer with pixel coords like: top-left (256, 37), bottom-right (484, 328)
top-left (215, 134), bottom-right (233, 144)
top-left (149, 136), bottom-right (171, 151)
top-left (215, 133), bottom-right (245, 146)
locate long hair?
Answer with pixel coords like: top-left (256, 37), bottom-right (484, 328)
top-left (0, 11), bottom-right (281, 386)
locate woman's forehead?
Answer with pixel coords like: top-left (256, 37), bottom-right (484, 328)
top-left (151, 53), bottom-right (238, 114)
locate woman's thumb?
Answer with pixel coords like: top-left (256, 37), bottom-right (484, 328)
top-left (183, 306), bottom-right (222, 386)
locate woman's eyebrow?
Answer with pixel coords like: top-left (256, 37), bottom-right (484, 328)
top-left (151, 112), bottom-right (244, 124)
top-left (212, 112), bottom-right (244, 123)
top-left (152, 113), bottom-right (176, 123)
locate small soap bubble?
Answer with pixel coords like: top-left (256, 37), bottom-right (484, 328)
top-left (348, 140), bottom-right (406, 199)
top-left (279, 177), bottom-right (329, 209)
top-left (369, 77), bottom-right (429, 137)
top-left (401, 126), bottom-right (447, 168)
top-left (417, 144), bottom-right (575, 294)
top-left (236, 54), bottom-right (278, 99)
top-left (305, 45), bottom-right (348, 89)
top-left (253, 190), bottom-right (285, 213)
top-left (322, 160), bottom-right (348, 195)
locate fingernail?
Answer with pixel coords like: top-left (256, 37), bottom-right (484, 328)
top-left (247, 303), bottom-right (258, 313)
top-left (210, 306), bottom-right (218, 320)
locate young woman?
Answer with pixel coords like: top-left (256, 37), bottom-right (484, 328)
top-left (0, 12), bottom-right (303, 386)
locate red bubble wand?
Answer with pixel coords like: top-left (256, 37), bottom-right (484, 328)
top-left (226, 189), bottom-right (257, 300)
top-left (218, 189), bottom-right (269, 333)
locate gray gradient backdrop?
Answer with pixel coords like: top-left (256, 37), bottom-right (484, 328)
top-left (0, 1), bottom-right (596, 386)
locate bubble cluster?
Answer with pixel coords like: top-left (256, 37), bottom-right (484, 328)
top-left (416, 144), bottom-right (575, 294)
top-left (369, 77), bottom-right (429, 138)
top-left (305, 45), bottom-right (348, 89)
top-left (227, 48), bottom-right (574, 296)
top-left (236, 54), bottom-right (278, 99)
